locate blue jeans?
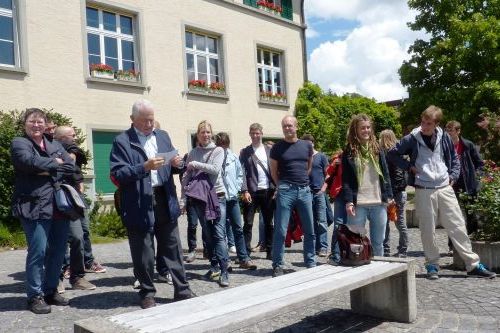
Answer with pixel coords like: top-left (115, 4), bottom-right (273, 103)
top-left (347, 204), bottom-right (387, 256)
top-left (330, 197), bottom-right (346, 263)
top-left (226, 198), bottom-right (250, 262)
top-left (21, 218), bottom-right (69, 299)
top-left (312, 191), bottom-right (328, 252)
top-left (226, 217), bottom-right (235, 248)
top-left (383, 191), bottom-right (408, 254)
top-left (273, 182), bottom-right (315, 269)
top-left (192, 197), bottom-right (229, 272)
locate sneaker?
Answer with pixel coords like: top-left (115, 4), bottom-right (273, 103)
top-left (228, 246), bottom-right (237, 254)
top-left (397, 252), bottom-right (408, 258)
top-left (44, 293), bottom-right (69, 306)
top-left (272, 266), bottom-right (284, 278)
top-left (140, 296), bottom-right (156, 309)
top-left (447, 249), bottom-right (454, 257)
top-left (383, 252), bottom-right (391, 257)
top-left (204, 268), bottom-right (221, 281)
top-left (133, 279), bottom-right (140, 289)
top-left (227, 260), bottom-right (233, 273)
top-left (174, 290), bottom-right (197, 301)
top-left (63, 267), bottom-right (71, 280)
top-left (218, 271), bottom-right (229, 287)
top-left (71, 277), bottom-right (97, 290)
top-left (239, 260), bottom-right (257, 270)
top-left (318, 249), bottom-right (328, 257)
top-left (185, 251), bottom-right (196, 263)
top-left (85, 261), bottom-right (107, 273)
top-left (57, 280), bottom-right (65, 294)
top-left (327, 256), bottom-right (340, 266)
top-left (467, 263), bottom-right (496, 279)
top-left (425, 264), bottom-right (439, 280)
top-left (27, 295), bottom-right (51, 314)
top-left (266, 251), bottom-right (272, 260)
top-left (158, 272), bottom-right (173, 285)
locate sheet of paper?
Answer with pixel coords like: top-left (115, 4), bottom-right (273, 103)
top-left (156, 150), bottom-right (178, 164)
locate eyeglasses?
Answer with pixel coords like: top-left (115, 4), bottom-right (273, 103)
top-left (27, 120), bottom-right (45, 125)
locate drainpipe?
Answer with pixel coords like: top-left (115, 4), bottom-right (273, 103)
top-left (300, 0), bottom-right (308, 82)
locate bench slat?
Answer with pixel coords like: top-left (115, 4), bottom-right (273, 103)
top-left (110, 262), bottom-right (406, 332)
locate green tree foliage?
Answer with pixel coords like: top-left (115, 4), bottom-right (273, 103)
top-left (295, 82), bottom-right (401, 156)
top-left (399, 0), bottom-right (500, 139)
top-left (0, 109), bottom-right (87, 247)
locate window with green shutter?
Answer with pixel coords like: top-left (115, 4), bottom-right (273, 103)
top-left (243, 0), bottom-right (257, 7)
top-left (92, 131), bottom-right (119, 194)
top-left (281, 0), bottom-right (293, 20)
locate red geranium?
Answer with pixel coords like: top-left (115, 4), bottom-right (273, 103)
top-left (89, 63), bottom-right (113, 73)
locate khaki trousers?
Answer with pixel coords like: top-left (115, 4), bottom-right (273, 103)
top-left (414, 185), bottom-right (479, 271)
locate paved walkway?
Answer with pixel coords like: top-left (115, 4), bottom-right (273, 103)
top-left (0, 217), bottom-right (499, 332)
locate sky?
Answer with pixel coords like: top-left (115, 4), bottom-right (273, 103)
top-left (304, 0), bottom-right (427, 102)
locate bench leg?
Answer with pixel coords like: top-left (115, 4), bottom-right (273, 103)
top-left (350, 264), bottom-right (417, 323)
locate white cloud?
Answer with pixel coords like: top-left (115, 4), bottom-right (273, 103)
top-left (306, 26), bottom-right (319, 38)
top-left (306, 1), bottom-right (427, 102)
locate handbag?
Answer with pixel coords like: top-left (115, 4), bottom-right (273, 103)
top-left (54, 183), bottom-right (86, 220)
top-left (337, 224), bottom-right (373, 266)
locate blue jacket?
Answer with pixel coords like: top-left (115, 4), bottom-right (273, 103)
top-left (388, 127), bottom-right (460, 187)
top-left (341, 147), bottom-right (393, 205)
top-left (11, 136), bottom-right (74, 220)
top-left (110, 126), bottom-right (181, 232)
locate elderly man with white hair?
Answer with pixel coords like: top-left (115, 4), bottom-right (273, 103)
top-left (110, 100), bottom-right (195, 309)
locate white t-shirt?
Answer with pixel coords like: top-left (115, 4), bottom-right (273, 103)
top-left (253, 145), bottom-right (269, 190)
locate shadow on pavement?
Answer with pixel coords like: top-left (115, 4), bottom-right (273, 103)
top-left (0, 280), bottom-right (24, 294)
top-left (100, 262), bottom-right (133, 270)
top-left (68, 290), bottom-right (138, 309)
top-left (0, 296), bottom-right (28, 311)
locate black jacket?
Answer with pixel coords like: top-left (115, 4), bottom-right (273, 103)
top-left (383, 149), bottom-right (407, 193)
top-left (456, 137), bottom-right (484, 195)
top-left (239, 144), bottom-right (275, 193)
top-left (342, 146), bottom-right (393, 205)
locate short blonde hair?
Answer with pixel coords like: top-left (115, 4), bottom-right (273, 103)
top-left (421, 105), bottom-right (443, 124)
top-left (379, 129), bottom-right (398, 151)
top-left (197, 120), bottom-right (213, 134)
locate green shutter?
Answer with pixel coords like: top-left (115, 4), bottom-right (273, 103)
top-left (281, 0), bottom-right (293, 20)
top-left (244, 0), bottom-right (257, 7)
top-left (92, 131), bottom-right (119, 194)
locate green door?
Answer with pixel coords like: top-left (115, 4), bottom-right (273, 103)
top-left (92, 131), bottom-right (119, 194)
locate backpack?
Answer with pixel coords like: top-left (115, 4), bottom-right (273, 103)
top-left (337, 224), bottom-right (372, 266)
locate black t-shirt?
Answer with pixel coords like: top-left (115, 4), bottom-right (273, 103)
top-left (270, 139), bottom-right (313, 186)
top-left (421, 131), bottom-right (436, 151)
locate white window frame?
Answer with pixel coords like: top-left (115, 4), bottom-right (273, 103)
top-left (0, 0), bottom-right (20, 68)
top-left (185, 30), bottom-right (222, 86)
top-left (257, 48), bottom-right (284, 95)
top-left (85, 6), bottom-right (138, 73)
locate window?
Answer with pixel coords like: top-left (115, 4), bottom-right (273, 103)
top-left (0, 0), bottom-right (19, 67)
top-left (85, 6), bottom-right (139, 80)
top-left (257, 48), bottom-right (286, 102)
top-left (243, 0), bottom-right (293, 20)
top-left (185, 30), bottom-right (225, 94)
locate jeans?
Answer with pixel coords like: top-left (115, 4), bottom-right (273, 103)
top-left (21, 218), bottom-right (69, 299)
top-left (383, 191), bottom-right (408, 255)
top-left (258, 212), bottom-right (265, 245)
top-left (226, 217), bottom-right (235, 248)
top-left (330, 197), bottom-right (346, 263)
top-left (80, 211), bottom-right (95, 267)
top-left (347, 204), bottom-right (387, 256)
top-left (186, 200), bottom-right (206, 252)
top-left (67, 218), bottom-right (85, 280)
top-left (312, 191), bottom-right (328, 252)
top-left (192, 197), bottom-right (229, 272)
top-left (272, 182), bottom-right (315, 268)
top-left (226, 198), bottom-right (250, 262)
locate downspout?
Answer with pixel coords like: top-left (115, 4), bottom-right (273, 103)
top-left (300, 0), bottom-right (308, 82)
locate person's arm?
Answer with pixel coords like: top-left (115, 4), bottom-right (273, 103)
top-left (270, 158), bottom-right (279, 186)
top-left (445, 135), bottom-right (460, 184)
top-left (341, 152), bottom-right (356, 216)
top-left (10, 138), bottom-right (61, 174)
top-left (235, 156), bottom-right (244, 191)
top-left (469, 141), bottom-right (484, 171)
top-left (188, 147), bottom-right (223, 176)
top-left (239, 149), bottom-right (249, 193)
top-left (388, 135), bottom-right (413, 171)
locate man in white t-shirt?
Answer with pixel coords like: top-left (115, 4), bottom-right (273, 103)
top-left (239, 123), bottom-right (275, 259)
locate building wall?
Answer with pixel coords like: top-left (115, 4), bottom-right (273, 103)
top-left (0, 0), bottom-right (306, 195)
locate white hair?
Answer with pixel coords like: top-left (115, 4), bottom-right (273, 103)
top-left (131, 99), bottom-right (154, 117)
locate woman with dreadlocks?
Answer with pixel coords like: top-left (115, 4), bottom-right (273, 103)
top-left (341, 114), bottom-right (393, 256)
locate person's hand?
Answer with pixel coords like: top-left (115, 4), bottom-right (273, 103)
top-left (346, 203), bottom-right (355, 217)
top-left (388, 198), bottom-right (395, 205)
top-left (57, 163), bottom-right (74, 175)
top-left (242, 192), bottom-right (252, 204)
top-left (187, 161), bottom-right (197, 171)
top-left (170, 155), bottom-right (184, 168)
top-left (144, 157), bottom-right (165, 171)
top-left (180, 206), bottom-right (186, 215)
top-left (55, 158), bottom-right (64, 164)
top-left (449, 179), bottom-right (455, 187)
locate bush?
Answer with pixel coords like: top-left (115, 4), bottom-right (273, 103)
top-left (89, 194), bottom-right (127, 239)
top-left (464, 161), bottom-right (500, 242)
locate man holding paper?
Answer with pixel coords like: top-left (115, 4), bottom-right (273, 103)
top-left (110, 99), bottom-right (195, 309)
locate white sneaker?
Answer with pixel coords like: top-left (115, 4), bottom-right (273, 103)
top-left (229, 246), bottom-right (237, 254)
top-left (133, 279), bottom-right (140, 289)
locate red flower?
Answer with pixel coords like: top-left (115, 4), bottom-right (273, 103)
top-left (188, 80), bottom-right (207, 88)
top-left (90, 63), bottom-right (113, 73)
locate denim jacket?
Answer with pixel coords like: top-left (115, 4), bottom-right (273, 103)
top-left (222, 148), bottom-right (243, 200)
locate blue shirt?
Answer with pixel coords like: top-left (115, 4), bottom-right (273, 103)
top-left (270, 139), bottom-right (313, 186)
top-left (221, 148), bottom-right (243, 200)
top-left (309, 152), bottom-right (328, 190)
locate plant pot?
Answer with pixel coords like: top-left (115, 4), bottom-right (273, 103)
top-left (189, 86), bottom-right (207, 92)
top-left (91, 70), bottom-right (114, 80)
top-left (210, 89), bottom-right (225, 95)
top-left (258, 5), bottom-right (266, 11)
top-left (453, 241), bottom-right (500, 272)
top-left (117, 75), bottom-right (139, 82)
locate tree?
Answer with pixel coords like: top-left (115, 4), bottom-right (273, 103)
top-left (399, 0), bottom-right (500, 139)
top-left (295, 82), bottom-right (401, 156)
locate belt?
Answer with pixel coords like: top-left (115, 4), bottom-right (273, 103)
top-left (414, 184), bottom-right (448, 190)
top-left (217, 192), bottom-right (225, 198)
top-left (153, 186), bottom-right (165, 195)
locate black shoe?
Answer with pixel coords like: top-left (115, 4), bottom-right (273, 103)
top-left (174, 290), bottom-right (197, 301)
top-left (467, 263), bottom-right (496, 279)
top-left (44, 293), bottom-right (69, 306)
top-left (140, 296), bottom-right (156, 309)
top-left (272, 266), bottom-right (284, 278)
top-left (204, 268), bottom-right (221, 281)
top-left (218, 271), bottom-right (230, 287)
top-left (266, 251), bottom-right (272, 260)
top-left (27, 296), bottom-right (51, 314)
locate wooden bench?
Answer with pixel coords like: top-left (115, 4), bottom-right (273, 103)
top-left (74, 257), bottom-right (416, 333)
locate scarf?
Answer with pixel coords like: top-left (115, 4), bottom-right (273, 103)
top-left (355, 144), bottom-right (383, 186)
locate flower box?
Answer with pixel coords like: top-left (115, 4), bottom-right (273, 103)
top-left (116, 70), bottom-right (140, 82)
top-left (91, 70), bottom-right (114, 80)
